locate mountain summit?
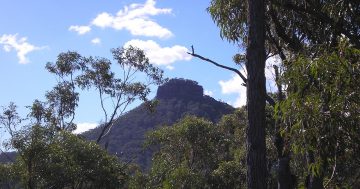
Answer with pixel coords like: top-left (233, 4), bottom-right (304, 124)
top-left (156, 79), bottom-right (204, 100)
top-left (83, 78), bottom-right (234, 169)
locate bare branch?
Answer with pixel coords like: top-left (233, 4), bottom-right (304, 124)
top-left (99, 88), bottom-right (108, 123)
top-left (187, 51), bottom-right (247, 84)
top-left (188, 49), bottom-right (276, 107)
top-left (324, 141), bottom-right (338, 188)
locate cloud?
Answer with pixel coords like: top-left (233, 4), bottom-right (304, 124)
top-left (92, 12), bottom-right (113, 28)
top-left (68, 25), bottom-right (91, 35)
top-left (204, 90), bottom-right (214, 96)
top-left (91, 0), bottom-right (173, 39)
top-left (166, 65), bottom-right (174, 70)
top-left (124, 39), bottom-right (191, 66)
top-left (265, 56), bottom-right (282, 93)
top-left (0, 34), bottom-right (44, 64)
top-left (91, 37), bottom-right (101, 45)
top-left (218, 56), bottom-right (282, 107)
top-left (73, 122), bottom-right (98, 134)
top-left (219, 74), bottom-right (247, 107)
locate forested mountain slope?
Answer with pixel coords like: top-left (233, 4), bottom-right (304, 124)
top-left (83, 78), bottom-right (234, 169)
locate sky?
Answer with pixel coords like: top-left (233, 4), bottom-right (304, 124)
top-left (0, 0), bottom-right (278, 136)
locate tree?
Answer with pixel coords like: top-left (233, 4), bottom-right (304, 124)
top-left (245, 0), bottom-right (268, 188)
top-left (0, 162), bottom-right (21, 189)
top-left (145, 116), bottom-right (222, 188)
top-left (0, 46), bottom-right (166, 188)
top-left (208, 0), bottom-right (360, 58)
top-left (0, 102), bottom-right (22, 164)
top-left (0, 100), bottom-right (129, 188)
top-left (12, 126), bottom-right (128, 189)
top-left (280, 42), bottom-right (360, 188)
top-left (145, 114), bottom-right (247, 189)
top-left (44, 51), bottom-right (83, 132)
top-left (193, 1), bottom-right (268, 188)
top-left (45, 46), bottom-right (166, 143)
top-left (203, 1), bottom-right (360, 188)
top-left (0, 102), bottom-right (21, 139)
top-left (144, 107), bottom-right (278, 189)
top-left (74, 46), bottom-right (166, 143)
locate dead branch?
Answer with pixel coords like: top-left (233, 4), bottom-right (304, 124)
top-left (188, 48), bottom-right (276, 107)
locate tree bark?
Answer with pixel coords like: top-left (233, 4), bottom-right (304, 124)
top-left (306, 152), bottom-right (324, 189)
top-left (278, 156), bottom-right (294, 189)
top-left (274, 65), bottom-right (295, 189)
top-left (246, 0), bottom-right (267, 188)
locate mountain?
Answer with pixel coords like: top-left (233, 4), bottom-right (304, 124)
top-left (0, 151), bottom-right (17, 163)
top-left (83, 78), bottom-right (235, 169)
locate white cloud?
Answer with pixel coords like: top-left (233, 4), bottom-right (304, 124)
top-left (68, 25), bottom-right (91, 35)
top-left (219, 74), bottom-right (247, 107)
top-left (265, 56), bottom-right (282, 93)
top-left (73, 122), bottom-right (98, 134)
top-left (166, 65), bottom-right (174, 70)
top-left (91, 0), bottom-right (173, 39)
top-left (124, 39), bottom-right (191, 66)
top-left (3, 45), bottom-right (11, 52)
top-left (218, 56), bottom-right (282, 107)
top-left (204, 90), bottom-right (214, 96)
top-left (92, 12), bottom-right (113, 28)
top-left (0, 34), bottom-right (44, 64)
top-left (91, 37), bottom-right (101, 45)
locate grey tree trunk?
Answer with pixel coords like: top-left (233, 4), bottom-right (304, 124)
top-left (246, 0), bottom-right (267, 188)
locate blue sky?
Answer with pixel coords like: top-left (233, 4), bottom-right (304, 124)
top-left (0, 0), bottom-right (278, 135)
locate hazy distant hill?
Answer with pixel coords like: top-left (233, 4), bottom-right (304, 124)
top-left (0, 151), bottom-right (17, 163)
top-left (83, 78), bottom-right (235, 169)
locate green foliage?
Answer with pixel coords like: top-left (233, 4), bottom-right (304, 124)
top-left (137, 105), bottom-right (278, 188)
top-left (207, 0), bottom-right (248, 43)
top-left (208, 0), bottom-right (360, 57)
top-left (0, 163), bottom-right (21, 188)
top-left (280, 42), bottom-right (360, 187)
top-left (209, 1), bottom-right (360, 187)
top-left (127, 167), bottom-right (148, 189)
top-left (0, 102), bottom-right (21, 138)
top-left (144, 110), bottom-right (252, 189)
top-left (12, 125), bottom-right (127, 189)
top-left (45, 51), bottom-right (83, 131)
top-left (1, 46), bottom-right (168, 188)
top-left (145, 116), bottom-right (223, 188)
top-left (45, 81), bottom-right (79, 131)
top-left (212, 161), bottom-right (245, 188)
top-left (44, 46), bottom-right (167, 142)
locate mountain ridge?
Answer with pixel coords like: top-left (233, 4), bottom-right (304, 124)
top-left (83, 78), bottom-right (235, 169)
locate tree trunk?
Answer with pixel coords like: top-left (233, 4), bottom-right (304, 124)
top-left (278, 156), bottom-right (294, 189)
top-left (274, 65), bottom-right (295, 189)
top-left (246, 0), bottom-right (267, 188)
top-left (306, 152), bottom-right (324, 189)
top-left (27, 158), bottom-right (34, 189)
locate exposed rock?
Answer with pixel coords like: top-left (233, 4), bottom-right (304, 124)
top-left (156, 78), bottom-right (204, 100)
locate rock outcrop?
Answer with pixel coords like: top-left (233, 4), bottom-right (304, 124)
top-left (156, 78), bottom-right (203, 101)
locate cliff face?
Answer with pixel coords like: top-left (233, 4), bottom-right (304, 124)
top-left (83, 78), bottom-right (235, 169)
top-left (156, 79), bottom-right (203, 101)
